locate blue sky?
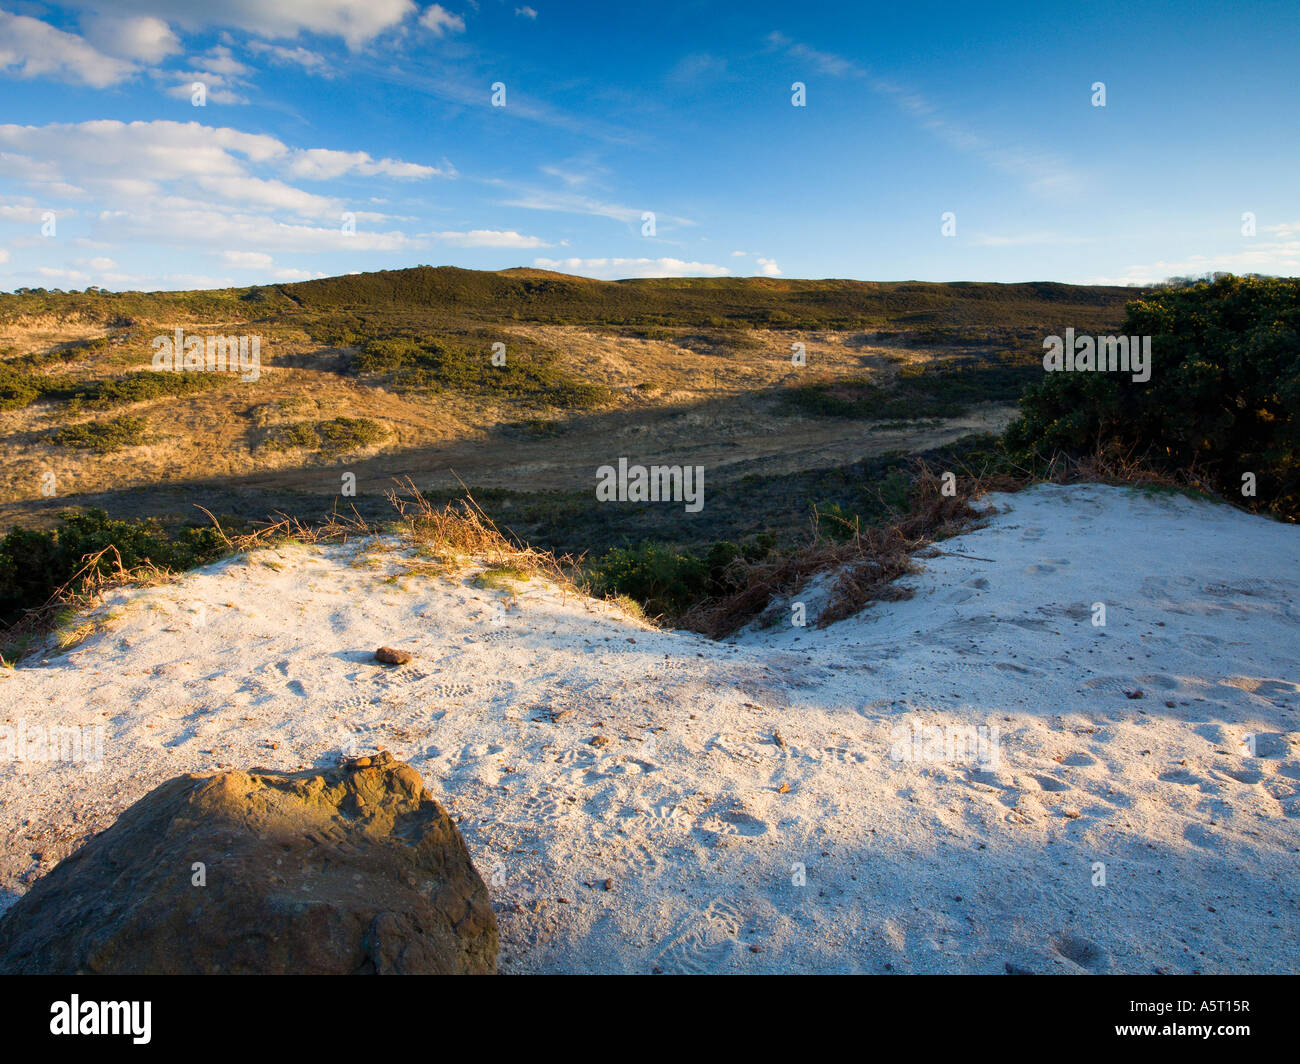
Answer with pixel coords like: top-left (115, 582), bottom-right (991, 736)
top-left (0, 0), bottom-right (1297, 291)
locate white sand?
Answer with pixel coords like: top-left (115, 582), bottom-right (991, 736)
top-left (1, 482), bottom-right (1298, 973)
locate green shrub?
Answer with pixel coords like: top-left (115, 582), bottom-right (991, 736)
top-left (0, 510), bottom-right (228, 629)
top-left (348, 333), bottom-right (610, 410)
top-left (1005, 274), bottom-right (1300, 518)
top-left (0, 366), bottom-right (40, 409)
top-left (52, 415), bottom-right (150, 453)
top-left (70, 371), bottom-right (219, 409)
top-left (269, 417), bottom-right (387, 456)
top-left (0, 366), bottom-right (217, 412)
top-left (584, 534), bottom-right (776, 619)
top-left (585, 542), bottom-right (709, 618)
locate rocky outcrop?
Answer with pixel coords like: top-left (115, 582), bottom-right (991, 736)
top-left (0, 751), bottom-right (497, 974)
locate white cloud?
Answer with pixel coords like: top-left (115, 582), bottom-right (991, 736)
top-left (431, 229), bottom-right (548, 248)
top-left (756, 257), bottom-right (781, 276)
top-left (80, 13), bottom-right (180, 63)
top-left (221, 250), bottom-right (275, 269)
top-left (0, 120), bottom-right (433, 222)
top-left (969, 232), bottom-right (1094, 248)
top-left (98, 205), bottom-right (417, 254)
top-left (191, 46), bottom-right (250, 78)
top-left (533, 256), bottom-right (730, 279)
top-left (0, 120), bottom-right (288, 187)
top-left (288, 149), bottom-right (444, 181)
top-left (0, 119), bottom-right (436, 277)
top-left (516, 6), bottom-right (538, 18)
top-left (0, 11), bottom-right (136, 88)
top-left (0, 202), bottom-right (54, 223)
top-left (0, 249), bottom-right (9, 264)
top-left (502, 187), bottom-right (694, 228)
top-left (74, 256), bottom-right (119, 271)
top-left (60, 0), bottom-right (418, 50)
top-left (766, 32), bottom-right (863, 78)
top-left (163, 79), bottom-right (248, 105)
top-left (730, 250), bottom-right (748, 257)
top-left (420, 4), bottom-right (465, 36)
top-left (245, 41), bottom-right (333, 76)
top-left (38, 266), bottom-right (91, 283)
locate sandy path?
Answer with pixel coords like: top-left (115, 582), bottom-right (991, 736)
top-left (1, 483), bottom-right (1297, 973)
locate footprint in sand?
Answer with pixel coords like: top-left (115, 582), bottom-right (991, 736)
top-left (651, 898), bottom-right (746, 974)
top-left (1158, 766), bottom-right (1201, 785)
top-left (1081, 675), bottom-right (1141, 697)
top-left (694, 799), bottom-right (769, 844)
top-left (516, 793), bottom-right (569, 824)
top-left (423, 679), bottom-right (475, 701)
top-left (1214, 764), bottom-right (1264, 786)
top-left (1051, 932), bottom-right (1110, 972)
top-left (1203, 579), bottom-right (1274, 599)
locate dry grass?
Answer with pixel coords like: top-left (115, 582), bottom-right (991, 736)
top-left (0, 543), bottom-right (175, 662)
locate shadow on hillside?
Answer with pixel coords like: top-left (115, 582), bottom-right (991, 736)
top-left (0, 381), bottom-right (1013, 556)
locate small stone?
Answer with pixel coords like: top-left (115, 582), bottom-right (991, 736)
top-left (778, 783), bottom-right (791, 794)
top-left (602, 879), bottom-right (613, 891)
top-left (375, 646), bottom-right (411, 665)
top-left (590, 735), bottom-right (610, 748)
top-left (1124, 688), bottom-right (1144, 699)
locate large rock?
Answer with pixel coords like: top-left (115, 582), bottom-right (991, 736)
top-left (0, 751), bottom-right (497, 974)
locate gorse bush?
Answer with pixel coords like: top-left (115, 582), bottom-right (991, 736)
top-left (584, 535), bottom-right (776, 619)
top-left (350, 333), bottom-right (609, 410)
top-left (70, 371), bottom-right (219, 409)
top-left (1004, 275), bottom-right (1300, 519)
top-left (0, 366), bottom-right (218, 412)
top-left (52, 415), bottom-right (150, 452)
top-left (0, 510), bottom-right (227, 628)
top-left (268, 417), bottom-right (387, 456)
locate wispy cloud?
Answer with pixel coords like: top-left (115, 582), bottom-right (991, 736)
top-left (431, 229), bottom-right (550, 248)
top-left (419, 4), bottom-right (466, 38)
top-left (968, 232), bottom-right (1094, 248)
top-left (496, 183), bottom-right (693, 229)
top-left (767, 31), bottom-right (1083, 198)
top-left (534, 256), bottom-right (729, 279)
